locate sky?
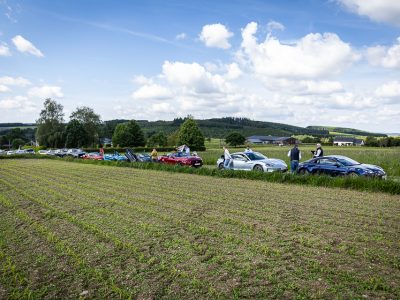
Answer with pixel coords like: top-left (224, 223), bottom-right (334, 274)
top-left (0, 0), bottom-right (399, 133)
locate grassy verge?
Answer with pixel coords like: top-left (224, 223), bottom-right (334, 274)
top-left (2, 155), bottom-right (399, 194)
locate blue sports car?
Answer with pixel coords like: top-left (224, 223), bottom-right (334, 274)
top-left (297, 155), bottom-right (387, 179)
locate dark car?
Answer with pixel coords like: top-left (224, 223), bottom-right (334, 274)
top-left (158, 152), bottom-right (203, 167)
top-left (297, 155), bottom-right (387, 179)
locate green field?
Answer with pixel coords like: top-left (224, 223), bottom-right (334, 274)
top-left (198, 144), bottom-right (400, 177)
top-left (0, 159), bottom-right (399, 299)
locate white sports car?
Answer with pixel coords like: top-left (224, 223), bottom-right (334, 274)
top-left (217, 151), bottom-right (288, 172)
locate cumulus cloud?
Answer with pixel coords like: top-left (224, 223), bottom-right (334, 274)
top-left (199, 23), bottom-right (233, 49)
top-left (224, 63), bottom-right (242, 80)
top-left (175, 33), bottom-right (187, 40)
top-left (0, 85), bottom-right (11, 92)
top-left (299, 80), bottom-right (344, 95)
top-left (162, 60), bottom-right (230, 94)
top-left (132, 84), bottom-right (172, 100)
top-left (267, 21), bottom-right (285, 32)
top-left (12, 35), bottom-right (44, 57)
top-left (28, 85), bottom-right (63, 98)
top-left (0, 96), bottom-right (37, 112)
top-left (375, 81), bottom-right (400, 99)
top-left (337, 0), bottom-right (400, 26)
top-left (239, 22), bottom-right (358, 80)
top-left (366, 38), bottom-right (400, 69)
top-left (0, 43), bottom-right (11, 56)
top-left (0, 76), bottom-right (31, 87)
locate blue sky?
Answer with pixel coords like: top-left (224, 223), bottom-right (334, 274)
top-left (0, 0), bottom-right (399, 133)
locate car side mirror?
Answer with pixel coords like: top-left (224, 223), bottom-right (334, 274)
top-left (334, 163), bottom-right (341, 167)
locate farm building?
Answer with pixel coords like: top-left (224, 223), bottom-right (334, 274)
top-left (247, 135), bottom-right (297, 145)
top-left (333, 137), bottom-right (364, 146)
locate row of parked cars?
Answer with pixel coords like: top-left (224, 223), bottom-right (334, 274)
top-left (1, 148), bottom-right (386, 179)
top-left (216, 151), bottom-right (387, 179)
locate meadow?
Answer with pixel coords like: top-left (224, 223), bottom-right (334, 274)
top-left (0, 159), bottom-right (399, 299)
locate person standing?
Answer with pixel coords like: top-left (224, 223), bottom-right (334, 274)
top-left (313, 143), bottom-right (324, 158)
top-left (288, 144), bottom-right (301, 174)
top-left (244, 146), bottom-right (253, 153)
top-left (223, 146), bottom-right (232, 170)
top-left (150, 148), bottom-right (158, 162)
top-left (185, 145), bottom-right (191, 156)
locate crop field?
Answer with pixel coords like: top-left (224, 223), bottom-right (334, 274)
top-left (198, 145), bottom-right (400, 177)
top-left (0, 159), bottom-right (399, 299)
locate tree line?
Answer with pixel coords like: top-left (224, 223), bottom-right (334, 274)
top-left (32, 98), bottom-right (205, 150)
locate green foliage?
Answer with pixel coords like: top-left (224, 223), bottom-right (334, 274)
top-left (70, 106), bottom-right (101, 147)
top-left (112, 120), bottom-right (146, 147)
top-left (147, 131), bottom-right (168, 147)
top-left (225, 132), bottom-right (246, 146)
top-left (11, 138), bottom-right (25, 149)
top-left (35, 98), bottom-right (65, 148)
top-left (178, 118), bottom-right (205, 150)
top-left (65, 120), bottom-right (89, 148)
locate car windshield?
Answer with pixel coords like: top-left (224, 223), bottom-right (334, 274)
top-left (336, 157), bottom-right (360, 166)
top-left (246, 152), bottom-right (267, 161)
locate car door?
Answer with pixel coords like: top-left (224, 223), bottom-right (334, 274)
top-left (317, 158), bottom-right (340, 176)
top-left (231, 154), bottom-right (248, 170)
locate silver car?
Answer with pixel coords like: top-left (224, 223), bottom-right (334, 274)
top-left (217, 151), bottom-right (288, 172)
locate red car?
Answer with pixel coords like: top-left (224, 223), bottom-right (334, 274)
top-left (158, 152), bottom-right (203, 167)
top-left (82, 152), bottom-right (103, 160)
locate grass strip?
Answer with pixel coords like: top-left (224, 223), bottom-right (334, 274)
top-left (2, 155), bottom-right (398, 194)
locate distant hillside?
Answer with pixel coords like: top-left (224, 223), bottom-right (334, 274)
top-left (0, 119), bottom-right (387, 139)
top-left (136, 117), bottom-right (330, 138)
top-left (307, 126), bottom-right (387, 137)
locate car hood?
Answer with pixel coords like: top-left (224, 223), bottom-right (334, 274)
top-left (356, 164), bottom-right (385, 173)
top-left (258, 158), bottom-right (287, 167)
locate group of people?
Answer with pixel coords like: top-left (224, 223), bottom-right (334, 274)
top-left (287, 143), bottom-right (323, 173)
top-left (222, 143), bottom-right (324, 172)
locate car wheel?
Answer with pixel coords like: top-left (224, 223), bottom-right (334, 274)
top-left (253, 165), bottom-right (264, 172)
top-left (218, 163), bottom-right (224, 170)
top-left (348, 172), bottom-right (359, 178)
top-left (298, 168), bottom-right (310, 175)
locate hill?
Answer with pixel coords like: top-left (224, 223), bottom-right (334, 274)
top-left (0, 118), bottom-right (387, 139)
top-left (307, 125), bottom-right (387, 137)
top-left (136, 117), bottom-right (330, 138)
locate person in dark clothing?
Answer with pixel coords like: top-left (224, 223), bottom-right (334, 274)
top-left (313, 143), bottom-right (324, 158)
top-left (287, 144), bottom-right (301, 174)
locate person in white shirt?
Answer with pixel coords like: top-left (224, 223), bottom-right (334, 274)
top-left (185, 145), bottom-right (190, 156)
top-left (223, 146), bottom-right (232, 169)
top-left (313, 143), bottom-right (323, 158)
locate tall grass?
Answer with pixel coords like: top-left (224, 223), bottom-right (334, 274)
top-left (3, 155), bottom-right (397, 195)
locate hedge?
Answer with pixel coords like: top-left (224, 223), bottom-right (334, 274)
top-left (2, 155), bottom-right (399, 195)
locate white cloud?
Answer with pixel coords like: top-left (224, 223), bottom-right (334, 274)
top-left (375, 81), bottom-right (400, 99)
top-left (162, 61), bottom-right (230, 94)
top-left (132, 84), bottom-right (172, 100)
top-left (12, 35), bottom-right (44, 57)
top-left (0, 43), bottom-right (11, 56)
top-left (132, 75), bottom-right (153, 85)
top-left (0, 96), bottom-right (37, 112)
top-left (0, 76), bottom-right (31, 87)
top-left (175, 33), bottom-right (186, 40)
top-left (224, 63), bottom-right (242, 80)
top-left (299, 80), bottom-right (344, 95)
top-left (28, 85), bottom-right (63, 98)
top-left (239, 22), bottom-right (358, 80)
top-left (366, 38), bottom-right (400, 69)
top-left (337, 0), bottom-right (400, 26)
top-left (0, 85), bottom-right (11, 92)
top-left (267, 21), bottom-right (285, 32)
top-left (199, 23), bottom-right (233, 49)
